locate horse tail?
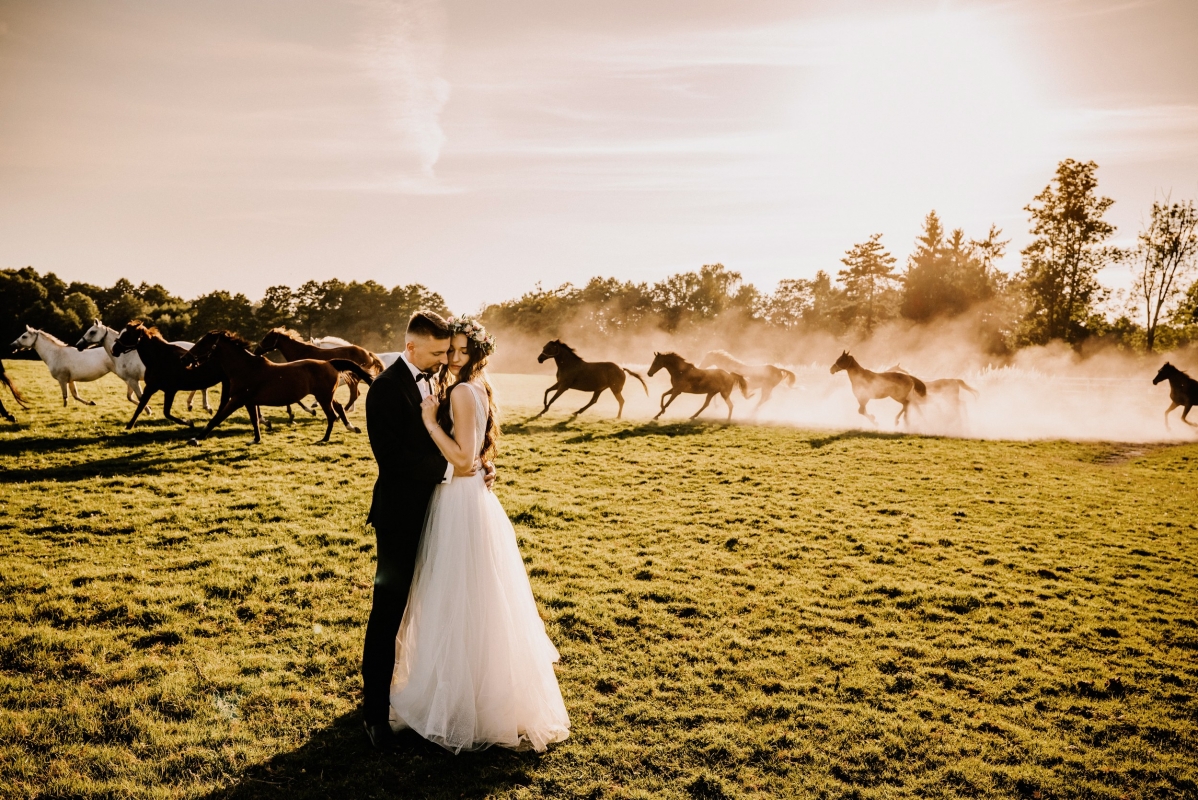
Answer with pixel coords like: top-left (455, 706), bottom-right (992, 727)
top-left (733, 373), bottom-right (753, 398)
top-left (780, 368), bottom-right (796, 387)
top-left (330, 359), bottom-right (375, 386)
top-left (624, 368), bottom-right (649, 395)
top-left (0, 369), bottom-right (28, 408)
top-left (911, 377), bottom-right (927, 397)
top-left (959, 381), bottom-right (979, 399)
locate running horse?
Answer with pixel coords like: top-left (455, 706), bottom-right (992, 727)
top-left (0, 360), bottom-right (28, 422)
top-left (184, 330), bottom-right (374, 444)
top-left (888, 363), bottom-right (978, 424)
top-left (10, 326), bottom-right (113, 406)
top-left (253, 328), bottom-right (384, 412)
top-left (699, 350), bottom-right (795, 410)
top-left (1153, 362), bottom-right (1197, 430)
top-left (112, 321), bottom-right (227, 429)
top-left (533, 340), bottom-right (648, 419)
top-left (830, 351), bottom-right (926, 426)
top-left (647, 352), bottom-right (751, 421)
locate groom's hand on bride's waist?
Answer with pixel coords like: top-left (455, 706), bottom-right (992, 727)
top-left (482, 460), bottom-right (496, 491)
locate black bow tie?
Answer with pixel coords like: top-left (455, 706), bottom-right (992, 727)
top-left (415, 372), bottom-right (432, 384)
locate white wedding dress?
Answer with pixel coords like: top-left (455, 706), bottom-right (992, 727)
top-left (389, 380), bottom-right (570, 753)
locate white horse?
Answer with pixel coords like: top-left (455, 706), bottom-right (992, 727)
top-left (11, 326), bottom-right (114, 406)
top-left (76, 321), bottom-right (212, 413)
top-left (311, 336), bottom-right (400, 368)
top-left (698, 350), bottom-right (796, 410)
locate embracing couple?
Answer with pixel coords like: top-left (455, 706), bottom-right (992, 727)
top-left (360, 311), bottom-right (569, 754)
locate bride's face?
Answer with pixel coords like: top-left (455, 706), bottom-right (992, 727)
top-left (447, 333), bottom-right (471, 375)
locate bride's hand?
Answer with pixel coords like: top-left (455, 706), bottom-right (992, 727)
top-left (420, 395), bottom-right (439, 426)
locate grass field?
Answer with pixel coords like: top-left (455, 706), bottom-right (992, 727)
top-left (1, 361), bottom-right (1196, 799)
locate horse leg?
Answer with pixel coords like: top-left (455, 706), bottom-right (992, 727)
top-left (193, 395), bottom-right (245, 442)
top-left (334, 399), bottom-right (360, 433)
top-left (126, 386), bottom-right (157, 429)
top-left (655, 391), bottom-right (679, 420)
top-left (249, 405), bottom-right (263, 443)
top-left (895, 402), bottom-right (907, 427)
top-left (857, 401), bottom-right (877, 425)
top-left (1164, 402), bottom-right (1178, 430)
top-left (723, 390), bottom-right (734, 421)
top-left (690, 393), bottom-right (716, 420)
top-left (70, 380), bottom-right (95, 406)
top-left (59, 380), bottom-right (69, 407)
top-left (0, 398), bottom-right (12, 423)
top-left (756, 384), bottom-right (773, 410)
top-left (533, 387), bottom-right (568, 419)
top-left (317, 399), bottom-right (337, 443)
top-left (162, 391), bottom-right (192, 427)
top-left (611, 387), bottom-right (625, 418)
top-left (343, 375), bottom-right (360, 412)
top-left (286, 405), bottom-right (296, 423)
top-left (541, 383), bottom-right (559, 409)
top-left (572, 391), bottom-right (603, 417)
top-left (1182, 403), bottom-right (1196, 427)
top-left (297, 398), bottom-right (317, 416)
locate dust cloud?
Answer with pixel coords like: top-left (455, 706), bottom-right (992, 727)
top-left (485, 311), bottom-right (1197, 444)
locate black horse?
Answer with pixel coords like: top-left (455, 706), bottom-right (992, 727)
top-left (1153, 362), bottom-right (1198, 430)
top-left (0, 360), bottom-right (29, 422)
top-left (533, 340), bottom-right (648, 419)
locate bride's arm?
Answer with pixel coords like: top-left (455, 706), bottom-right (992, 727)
top-left (420, 388), bottom-right (479, 471)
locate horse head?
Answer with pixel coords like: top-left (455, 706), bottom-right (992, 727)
top-left (10, 327), bottom-right (39, 350)
top-left (253, 329), bottom-right (281, 356)
top-left (537, 340), bottom-right (560, 363)
top-left (75, 320), bottom-right (105, 351)
top-left (830, 350), bottom-right (854, 374)
top-left (1153, 362), bottom-right (1176, 385)
top-left (111, 321), bottom-right (149, 357)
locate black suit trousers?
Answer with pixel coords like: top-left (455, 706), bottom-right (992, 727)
top-left (361, 515), bottom-right (426, 725)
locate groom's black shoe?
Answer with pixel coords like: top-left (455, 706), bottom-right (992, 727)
top-left (363, 720), bottom-right (397, 753)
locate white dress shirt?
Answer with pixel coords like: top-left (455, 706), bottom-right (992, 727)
top-left (400, 350), bottom-right (454, 485)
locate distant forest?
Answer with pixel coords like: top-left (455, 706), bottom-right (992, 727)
top-left (5, 159), bottom-right (1197, 360)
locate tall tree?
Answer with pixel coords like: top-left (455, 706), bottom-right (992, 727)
top-left (256, 285), bottom-right (296, 333)
top-left (839, 234), bottom-right (898, 333)
top-left (1017, 159), bottom-right (1116, 344)
top-left (1130, 197), bottom-right (1198, 352)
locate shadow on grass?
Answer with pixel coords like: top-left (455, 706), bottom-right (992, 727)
top-left (562, 420), bottom-right (726, 444)
top-left (807, 429), bottom-right (918, 449)
top-left (200, 712), bottom-right (541, 800)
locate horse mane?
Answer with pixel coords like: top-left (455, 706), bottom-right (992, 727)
top-left (704, 349), bottom-right (745, 368)
top-left (214, 329), bottom-right (253, 349)
top-left (660, 351), bottom-right (695, 369)
top-left (30, 329), bottom-right (68, 346)
top-left (552, 340), bottom-right (580, 358)
top-left (269, 327), bottom-right (304, 341)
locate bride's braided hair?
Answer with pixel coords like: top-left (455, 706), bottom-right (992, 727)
top-left (435, 320), bottom-right (499, 461)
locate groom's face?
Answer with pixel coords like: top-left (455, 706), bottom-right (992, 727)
top-left (406, 334), bottom-right (450, 372)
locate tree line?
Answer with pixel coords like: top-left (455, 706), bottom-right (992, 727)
top-left (5, 159), bottom-right (1197, 360)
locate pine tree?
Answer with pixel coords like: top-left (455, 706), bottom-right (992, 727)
top-left (839, 233), bottom-right (898, 333)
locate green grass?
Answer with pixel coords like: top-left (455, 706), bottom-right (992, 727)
top-left (1, 361), bottom-right (1196, 799)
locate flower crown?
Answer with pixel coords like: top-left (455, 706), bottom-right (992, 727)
top-left (446, 316), bottom-right (496, 356)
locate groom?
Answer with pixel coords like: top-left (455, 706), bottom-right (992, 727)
top-left (360, 310), bottom-right (493, 751)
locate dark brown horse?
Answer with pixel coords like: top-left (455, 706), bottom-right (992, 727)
top-left (254, 328), bottom-right (384, 412)
top-left (830, 351), bottom-right (926, 426)
top-left (533, 340), bottom-right (648, 419)
top-left (647, 352), bottom-right (751, 421)
top-left (112, 322), bottom-right (228, 430)
top-left (0, 360), bottom-right (28, 422)
top-left (1153, 362), bottom-right (1197, 430)
top-left (185, 331), bottom-right (374, 444)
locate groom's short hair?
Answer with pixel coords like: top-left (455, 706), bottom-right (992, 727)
top-left (406, 310), bottom-right (450, 340)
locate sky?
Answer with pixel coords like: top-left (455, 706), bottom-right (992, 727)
top-left (1, 0), bottom-right (1197, 313)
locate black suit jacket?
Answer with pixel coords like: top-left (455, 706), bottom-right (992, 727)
top-left (364, 361), bottom-right (449, 529)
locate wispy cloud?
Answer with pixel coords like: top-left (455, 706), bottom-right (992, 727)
top-left (358, 0), bottom-right (450, 180)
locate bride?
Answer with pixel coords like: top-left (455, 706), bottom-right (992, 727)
top-left (388, 317), bottom-right (570, 753)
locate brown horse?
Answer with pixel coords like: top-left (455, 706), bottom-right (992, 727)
top-left (699, 350), bottom-right (796, 410)
top-left (1153, 362), bottom-right (1197, 430)
top-left (830, 351), bottom-right (926, 426)
top-left (112, 322), bottom-right (228, 430)
top-left (533, 340), bottom-right (648, 419)
top-left (647, 352), bottom-right (751, 421)
top-left (185, 331), bottom-right (374, 444)
top-left (0, 360), bottom-right (28, 422)
top-left (254, 328), bottom-right (384, 412)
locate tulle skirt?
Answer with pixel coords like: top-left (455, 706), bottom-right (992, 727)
top-left (388, 474), bottom-right (570, 753)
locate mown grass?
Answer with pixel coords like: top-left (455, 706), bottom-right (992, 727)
top-left (1, 361), bottom-right (1196, 799)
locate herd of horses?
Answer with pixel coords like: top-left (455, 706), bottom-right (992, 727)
top-left (3, 322), bottom-right (1197, 437)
